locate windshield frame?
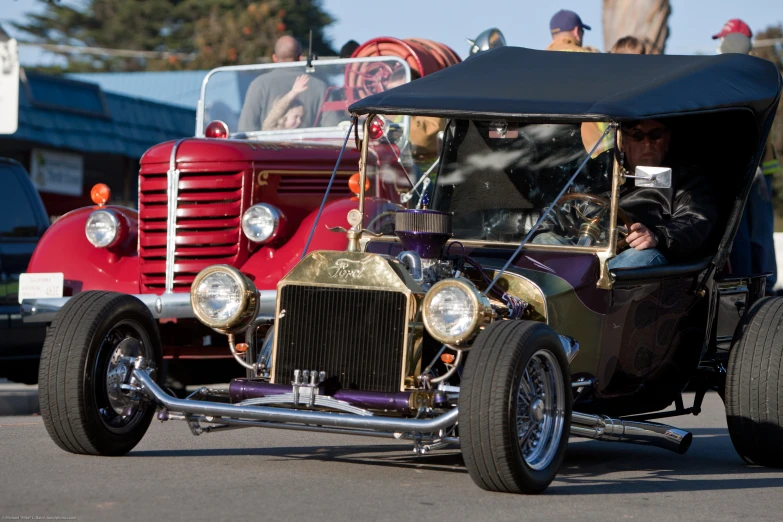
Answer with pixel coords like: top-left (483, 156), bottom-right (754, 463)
top-left (359, 116), bottom-right (624, 287)
top-left (195, 57), bottom-right (412, 138)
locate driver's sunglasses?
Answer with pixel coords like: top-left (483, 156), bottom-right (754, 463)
top-left (623, 128), bottom-right (668, 143)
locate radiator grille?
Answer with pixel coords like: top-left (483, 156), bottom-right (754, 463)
top-left (138, 170), bottom-right (243, 291)
top-left (274, 285), bottom-right (408, 393)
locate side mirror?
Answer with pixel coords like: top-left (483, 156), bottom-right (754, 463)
top-left (629, 166), bottom-right (672, 189)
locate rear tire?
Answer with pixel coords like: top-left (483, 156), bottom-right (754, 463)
top-left (460, 320), bottom-right (572, 494)
top-left (38, 291), bottom-right (162, 456)
top-left (725, 297), bottom-right (783, 467)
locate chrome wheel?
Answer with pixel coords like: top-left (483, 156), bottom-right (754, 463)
top-left (93, 319), bottom-right (155, 432)
top-left (516, 349), bottom-right (566, 470)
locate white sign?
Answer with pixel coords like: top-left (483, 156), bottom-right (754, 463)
top-left (30, 148), bottom-right (84, 196)
top-left (0, 38), bottom-right (19, 135)
top-left (18, 273), bottom-right (64, 304)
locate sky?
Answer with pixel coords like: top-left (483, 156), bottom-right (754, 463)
top-left (2, 0), bottom-right (781, 65)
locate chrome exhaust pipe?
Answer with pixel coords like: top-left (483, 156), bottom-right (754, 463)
top-left (570, 412), bottom-right (692, 454)
top-left (134, 369), bottom-right (458, 434)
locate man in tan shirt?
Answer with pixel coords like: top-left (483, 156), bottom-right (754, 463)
top-left (546, 9), bottom-right (593, 53)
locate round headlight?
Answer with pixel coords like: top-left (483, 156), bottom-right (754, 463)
top-left (242, 204), bottom-right (285, 244)
top-left (191, 265), bottom-right (259, 333)
top-left (85, 210), bottom-right (119, 248)
top-left (422, 278), bottom-right (492, 347)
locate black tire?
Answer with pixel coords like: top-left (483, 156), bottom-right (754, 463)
top-left (38, 291), bottom-right (163, 456)
top-left (460, 320), bottom-right (572, 494)
top-left (725, 297), bottom-right (783, 467)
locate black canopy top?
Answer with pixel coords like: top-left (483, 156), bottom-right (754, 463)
top-left (349, 47), bottom-right (782, 127)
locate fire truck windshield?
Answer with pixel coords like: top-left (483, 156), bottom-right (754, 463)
top-left (198, 57), bottom-right (411, 138)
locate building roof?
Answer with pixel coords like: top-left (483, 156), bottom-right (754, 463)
top-left (67, 70), bottom-right (210, 109)
top-left (7, 71), bottom-right (195, 158)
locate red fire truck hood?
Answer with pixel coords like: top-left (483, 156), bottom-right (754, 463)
top-left (141, 138), bottom-right (362, 166)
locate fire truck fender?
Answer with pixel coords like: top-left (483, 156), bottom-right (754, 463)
top-left (26, 206), bottom-right (141, 295)
top-left (240, 196), bottom-right (400, 290)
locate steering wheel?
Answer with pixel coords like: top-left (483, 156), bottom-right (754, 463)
top-left (555, 193), bottom-right (633, 250)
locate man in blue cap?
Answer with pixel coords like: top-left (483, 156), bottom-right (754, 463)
top-left (546, 9), bottom-right (592, 52)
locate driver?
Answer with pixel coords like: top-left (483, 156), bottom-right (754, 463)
top-left (535, 119), bottom-right (718, 269)
top-left (237, 36), bottom-right (326, 132)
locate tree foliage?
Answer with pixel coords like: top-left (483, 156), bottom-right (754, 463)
top-left (12, 0), bottom-right (336, 72)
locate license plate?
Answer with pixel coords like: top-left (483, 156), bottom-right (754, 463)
top-left (18, 273), bottom-right (64, 303)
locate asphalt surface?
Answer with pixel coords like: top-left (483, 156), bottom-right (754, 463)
top-left (1, 391), bottom-right (781, 521)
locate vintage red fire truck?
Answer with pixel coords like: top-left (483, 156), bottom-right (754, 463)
top-left (20, 37), bottom-right (460, 386)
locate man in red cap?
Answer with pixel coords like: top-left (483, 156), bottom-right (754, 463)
top-left (712, 18), bottom-right (753, 40)
top-left (715, 18), bottom-right (781, 293)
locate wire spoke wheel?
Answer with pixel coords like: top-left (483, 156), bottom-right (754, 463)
top-left (516, 350), bottom-right (566, 470)
top-left (460, 320), bottom-right (572, 494)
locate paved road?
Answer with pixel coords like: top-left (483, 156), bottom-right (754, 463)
top-left (1, 392), bottom-right (781, 521)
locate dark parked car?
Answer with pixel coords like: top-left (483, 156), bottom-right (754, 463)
top-left (1, 158), bottom-right (49, 384)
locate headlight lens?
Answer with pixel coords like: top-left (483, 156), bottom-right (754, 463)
top-left (85, 210), bottom-right (119, 248)
top-left (422, 278), bottom-right (492, 346)
top-left (191, 265), bottom-right (259, 332)
top-left (242, 204), bottom-right (284, 243)
top-left (194, 272), bottom-right (242, 323)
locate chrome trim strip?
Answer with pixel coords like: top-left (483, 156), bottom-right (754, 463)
top-left (21, 290), bottom-right (277, 324)
top-left (165, 139), bottom-right (187, 294)
top-left (135, 369), bottom-right (458, 433)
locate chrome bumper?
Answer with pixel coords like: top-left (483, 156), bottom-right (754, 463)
top-left (21, 290), bottom-right (277, 324)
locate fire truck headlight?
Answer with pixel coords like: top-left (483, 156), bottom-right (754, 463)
top-left (242, 204), bottom-right (285, 244)
top-left (85, 210), bottom-right (120, 248)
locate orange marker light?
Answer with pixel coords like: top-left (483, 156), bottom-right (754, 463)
top-left (235, 343), bottom-right (248, 353)
top-left (348, 172), bottom-right (370, 195)
top-left (91, 183), bottom-right (111, 206)
top-left (441, 353), bottom-right (455, 364)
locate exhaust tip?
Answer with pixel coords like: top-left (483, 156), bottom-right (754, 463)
top-left (667, 429), bottom-right (693, 455)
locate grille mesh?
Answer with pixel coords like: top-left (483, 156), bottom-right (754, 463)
top-left (274, 285), bottom-right (408, 393)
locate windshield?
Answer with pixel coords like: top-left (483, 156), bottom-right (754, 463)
top-left (431, 120), bottom-right (615, 247)
top-left (198, 57), bottom-right (410, 137)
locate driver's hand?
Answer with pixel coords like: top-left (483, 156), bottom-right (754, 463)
top-left (626, 223), bottom-right (658, 250)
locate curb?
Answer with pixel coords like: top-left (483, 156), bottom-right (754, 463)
top-left (0, 387), bottom-right (40, 416)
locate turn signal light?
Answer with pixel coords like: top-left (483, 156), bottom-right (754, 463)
top-left (235, 343), bottom-right (248, 353)
top-left (91, 183), bottom-right (111, 206)
top-left (348, 172), bottom-right (370, 195)
top-left (441, 353), bottom-right (456, 364)
top-left (205, 120), bottom-right (229, 139)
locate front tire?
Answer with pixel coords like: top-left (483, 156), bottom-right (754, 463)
top-left (460, 320), bottom-right (572, 494)
top-left (725, 297), bottom-right (783, 467)
top-left (38, 291), bottom-right (162, 456)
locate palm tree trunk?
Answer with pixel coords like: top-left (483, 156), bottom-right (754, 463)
top-left (603, 0), bottom-right (671, 54)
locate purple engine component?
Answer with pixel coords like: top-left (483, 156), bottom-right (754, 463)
top-left (394, 209), bottom-right (452, 259)
top-left (229, 379), bottom-right (447, 414)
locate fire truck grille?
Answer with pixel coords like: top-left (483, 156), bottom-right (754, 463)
top-left (138, 170), bottom-right (244, 291)
top-left (274, 285), bottom-right (408, 393)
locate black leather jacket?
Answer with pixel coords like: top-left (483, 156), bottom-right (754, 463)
top-left (619, 166), bottom-right (718, 260)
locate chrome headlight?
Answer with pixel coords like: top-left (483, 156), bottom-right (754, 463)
top-left (422, 278), bottom-right (493, 347)
top-left (242, 204), bottom-right (285, 243)
top-left (191, 265), bottom-right (259, 333)
top-left (85, 209), bottom-right (120, 248)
